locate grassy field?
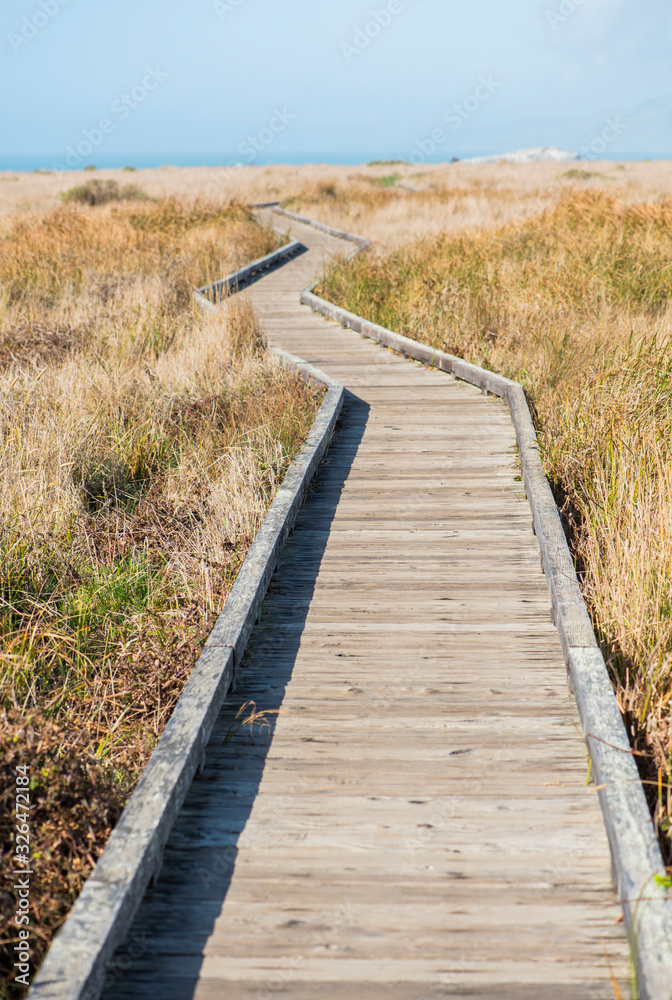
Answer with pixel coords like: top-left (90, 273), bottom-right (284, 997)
top-left (3, 160), bottom-right (672, 991)
top-left (0, 186), bottom-right (322, 992)
top-left (315, 187), bottom-right (672, 862)
top-left (4, 159), bottom-right (672, 247)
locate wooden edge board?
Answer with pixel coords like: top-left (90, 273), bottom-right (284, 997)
top-left (302, 287), bottom-right (516, 398)
top-left (570, 647), bottom-right (672, 996)
top-left (203, 372), bottom-right (343, 664)
top-left (272, 205), bottom-right (370, 250)
top-left (28, 267), bottom-right (344, 1000)
top-left (294, 219), bottom-right (672, 1000)
top-left (197, 238), bottom-right (304, 299)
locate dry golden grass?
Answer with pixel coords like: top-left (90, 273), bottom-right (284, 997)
top-left (0, 195), bottom-right (320, 994)
top-left (318, 189), bottom-right (672, 862)
top-left (274, 160), bottom-right (672, 248)
top-left (3, 159), bottom-right (672, 250)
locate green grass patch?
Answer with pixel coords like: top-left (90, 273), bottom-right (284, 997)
top-left (370, 174), bottom-right (401, 188)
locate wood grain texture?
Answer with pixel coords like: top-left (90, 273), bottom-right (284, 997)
top-left (100, 217), bottom-right (633, 998)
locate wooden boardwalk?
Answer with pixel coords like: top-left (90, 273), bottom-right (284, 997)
top-left (104, 218), bottom-right (630, 998)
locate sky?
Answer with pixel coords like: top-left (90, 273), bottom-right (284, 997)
top-left (1, 0), bottom-right (671, 169)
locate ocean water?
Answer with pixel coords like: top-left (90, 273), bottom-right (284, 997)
top-left (1, 152), bottom-right (405, 172)
top-left (1, 151), bottom-right (669, 173)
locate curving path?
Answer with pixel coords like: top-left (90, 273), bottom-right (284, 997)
top-left (103, 216), bottom-right (629, 998)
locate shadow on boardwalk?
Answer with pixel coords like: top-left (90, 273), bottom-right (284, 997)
top-left (102, 391), bottom-right (369, 1000)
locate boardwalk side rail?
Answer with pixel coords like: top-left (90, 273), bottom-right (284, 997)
top-left (274, 205), bottom-right (370, 251)
top-left (196, 237), bottom-right (305, 300)
top-left (28, 261), bottom-right (344, 1000)
top-left (280, 206), bottom-right (672, 1000)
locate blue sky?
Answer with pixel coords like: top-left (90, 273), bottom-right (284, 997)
top-left (2, 0), bottom-right (671, 167)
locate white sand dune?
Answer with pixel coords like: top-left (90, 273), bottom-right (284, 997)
top-left (461, 146), bottom-right (580, 164)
